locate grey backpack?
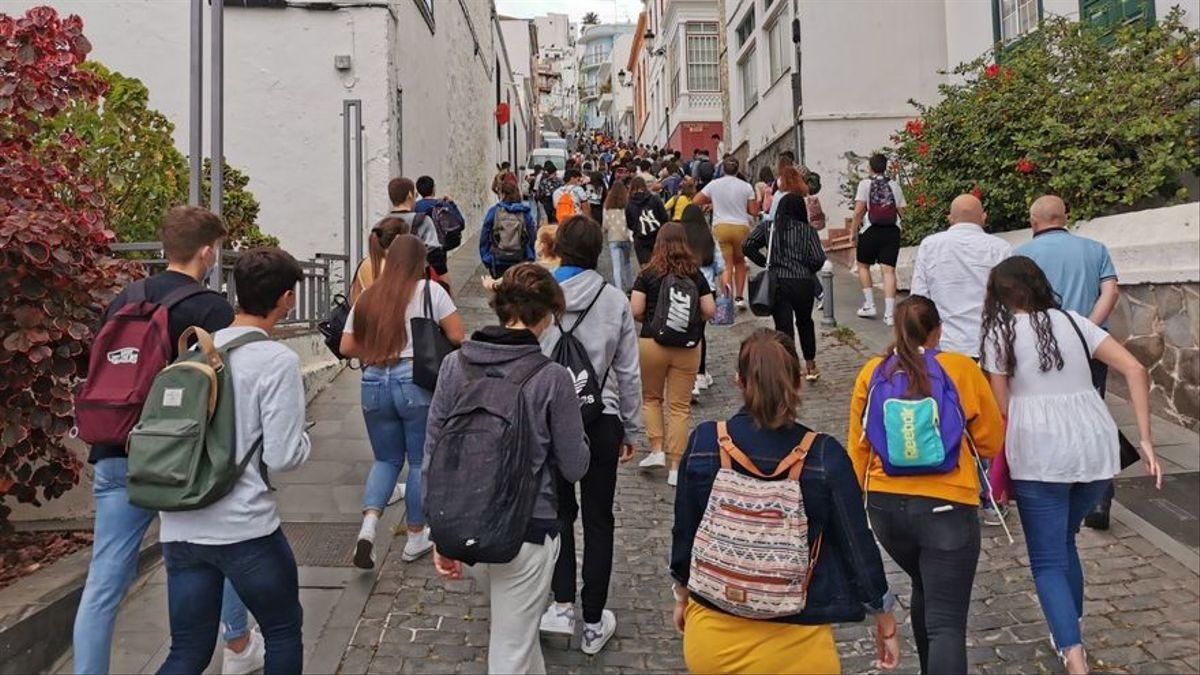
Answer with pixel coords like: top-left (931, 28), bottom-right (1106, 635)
top-left (491, 208), bottom-right (529, 266)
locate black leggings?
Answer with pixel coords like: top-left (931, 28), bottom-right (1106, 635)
top-left (868, 493), bottom-right (981, 675)
top-left (771, 277), bottom-right (817, 361)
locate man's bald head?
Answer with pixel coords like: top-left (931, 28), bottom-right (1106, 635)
top-left (948, 194), bottom-right (986, 227)
top-left (1030, 195), bottom-right (1067, 232)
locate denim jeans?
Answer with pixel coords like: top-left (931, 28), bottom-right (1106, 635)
top-left (158, 529), bottom-right (302, 675)
top-left (73, 458), bottom-right (249, 675)
top-left (1012, 479), bottom-right (1112, 653)
top-left (361, 360), bottom-right (431, 523)
top-left (868, 493), bottom-right (980, 675)
top-left (608, 241), bottom-right (633, 292)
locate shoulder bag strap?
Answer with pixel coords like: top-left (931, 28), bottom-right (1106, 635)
top-left (423, 269), bottom-right (435, 320)
top-left (1058, 308), bottom-right (1092, 358)
top-left (765, 221), bottom-right (775, 270)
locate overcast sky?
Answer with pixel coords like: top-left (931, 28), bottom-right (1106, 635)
top-left (495, 0), bottom-right (643, 25)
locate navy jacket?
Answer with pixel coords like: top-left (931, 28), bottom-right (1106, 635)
top-left (671, 410), bottom-right (891, 624)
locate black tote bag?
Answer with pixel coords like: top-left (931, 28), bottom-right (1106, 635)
top-left (411, 272), bottom-right (456, 391)
top-left (1061, 309), bottom-right (1140, 469)
top-left (748, 222), bottom-right (776, 317)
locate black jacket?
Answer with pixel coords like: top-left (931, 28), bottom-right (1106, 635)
top-left (624, 191), bottom-right (670, 245)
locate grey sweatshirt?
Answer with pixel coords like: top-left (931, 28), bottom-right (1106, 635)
top-left (423, 330), bottom-right (589, 525)
top-left (539, 270), bottom-right (645, 440)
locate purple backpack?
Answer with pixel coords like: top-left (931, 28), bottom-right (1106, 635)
top-left (862, 350), bottom-right (966, 476)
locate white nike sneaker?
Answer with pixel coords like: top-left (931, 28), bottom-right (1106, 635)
top-left (580, 610), bottom-right (617, 655)
top-left (539, 603), bottom-right (576, 636)
top-left (401, 527), bottom-right (434, 562)
top-left (638, 451), bottom-right (666, 469)
top-left (856, 304), bottom-right (877, 319)
top-left (222, 628), bottom-right (264, 675)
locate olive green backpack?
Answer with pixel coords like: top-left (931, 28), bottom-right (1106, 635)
top-left (126, 327), bottom-right (268, 511)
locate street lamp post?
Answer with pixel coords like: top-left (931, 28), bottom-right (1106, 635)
top-left (188, 0), bottom-right (202, 206)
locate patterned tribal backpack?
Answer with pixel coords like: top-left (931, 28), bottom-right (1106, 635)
top-left (688, 422), bottom-right (821, 620)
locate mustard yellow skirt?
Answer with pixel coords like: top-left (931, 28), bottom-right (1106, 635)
top-left (682, 600), bottom-right (840, 675)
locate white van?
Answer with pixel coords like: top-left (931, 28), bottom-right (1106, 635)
top-left (528, 147), bottom-right (568, 172)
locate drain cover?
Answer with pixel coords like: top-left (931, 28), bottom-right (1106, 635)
top-left (281, 522), bottom-right (361, 567)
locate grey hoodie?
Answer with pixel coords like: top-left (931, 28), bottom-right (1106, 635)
top-left (539, 270), bottom-right (645, 440)
top-left (424, 329), bottom-right (589, 528)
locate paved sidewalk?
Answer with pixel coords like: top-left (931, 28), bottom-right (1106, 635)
top-left (339, 263), bottom-right (1200, 675)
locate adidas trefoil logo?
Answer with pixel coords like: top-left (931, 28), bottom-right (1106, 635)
top-left (569, 368), bottom-right (589, 395)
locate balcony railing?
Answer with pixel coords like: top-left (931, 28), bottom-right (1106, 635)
top-left (581, 51), bottom-right (611, 69)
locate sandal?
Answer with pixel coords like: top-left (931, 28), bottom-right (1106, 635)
top-left (805, 370), bottom-right (821, 383)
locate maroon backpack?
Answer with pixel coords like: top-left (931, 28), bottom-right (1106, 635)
top-left (75, 281), bottom-right (217, 446)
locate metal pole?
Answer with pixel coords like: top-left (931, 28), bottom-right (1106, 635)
top-left (188, 0), bottom-right (203, 206)
top-left (819, 266), bottom-right (836, 327)
top-left (791, 0), bottom-right (805, 168)
top-left (207, 0), bottom-right (224, 290)
top-left (353, 101), bottom-right (364, 268)
top-left (342, 100), bottom-right (352, 280)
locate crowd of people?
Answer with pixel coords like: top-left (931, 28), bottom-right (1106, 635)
top-left (71, 131), bottom-right (1164, 675)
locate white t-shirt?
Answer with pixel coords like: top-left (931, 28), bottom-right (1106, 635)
top-left (702, 176), bottom-right (756, 226)
top-left (343, 280), bottom-right (456, 360)
top-left (981, 310), bottom-right (1119, 483)
top-left (854, 177), bottom-right (907, 232)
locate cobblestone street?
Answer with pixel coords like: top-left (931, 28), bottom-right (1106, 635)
top-left (336, 266), bottom-right (1200, 675)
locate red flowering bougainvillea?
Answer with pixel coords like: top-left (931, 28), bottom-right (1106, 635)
top-left (0, 8), bottom-right (135, 526)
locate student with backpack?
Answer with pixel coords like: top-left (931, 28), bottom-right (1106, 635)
top-left (72, 206), bottom-right (261, 675)
top-left (979, 257), bottom-right (1161, 675)
top-left (339, 235), bottom-right (465, 569)
top-left (585, 170), bottom-right (606, 222)
top-left (851, 154), bottom-right (907, 325)
top-left (151, 247), bottom-right (313, 674)
top-left (537, 216), bottom-right (644, 655)
top-left (553, 169), bottom-right (588, 223)
top-left (538, 162), bottom-right (564, 224)
top-left (603, 178), bottom-right (634, 292)
top-left (625, 176), bottom-right (670, 265)
top-left (387, 177), bottom-right (448, 278)
top-left (480, 181), bottom-right (537, 279)
top-left (671, 329), bottom-right (899, 674)
top-left (847, 295), bottom-right (1005, 675)
top-left (414, 175), bottom-right (466, 253)
top-left (631, 223), bottom-right (716, 486)
top-left (425, 264), bottom-right (589, 675)
top-left (664, 177), bottom-right (697, 222)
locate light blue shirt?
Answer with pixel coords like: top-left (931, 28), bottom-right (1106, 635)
top-left (1015, 228), bottom-right (1117, 323)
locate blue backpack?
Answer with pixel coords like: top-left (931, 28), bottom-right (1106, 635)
top-left (862, 350), bottom-right (965, 476)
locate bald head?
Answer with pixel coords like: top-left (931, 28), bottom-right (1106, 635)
top-left (949, 194), bottom-right (986, 227)
top-left (1030, 195), bottom-right (1067, 232)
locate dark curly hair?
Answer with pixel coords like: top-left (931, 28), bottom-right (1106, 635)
top-left (980, 256), bottom-right (1064, 376)
top-left (490, 263), bottom-right (565, 328)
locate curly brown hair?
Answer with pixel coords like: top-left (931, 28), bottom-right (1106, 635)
top-left (490, 263), bottom-right (565, 328)
top-left (980, 256), bottom-right (1065, 376)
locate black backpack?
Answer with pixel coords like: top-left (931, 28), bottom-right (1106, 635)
top-left (317, 294), bottom-right (351, 360)
top-left (693, 159), bottom-right (715, 186)
top-left (425, 353), bottom-right (552, 565)
top-left (650, 274), bottom-right (703, 348)
top-left (551, 287), bottom-right (608, 426)
top-left (429, 201), bottom-right (465, 251)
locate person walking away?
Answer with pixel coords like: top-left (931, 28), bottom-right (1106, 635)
top-left (339, 235), bottom-right (465, 568)
top-left (585, 170), bottom-right (606, 222)
top-left (909, 194), bottom-right (1012, 357)
top-left (690, 150), bottom-right (715, 190)
top-left (427, 264), bottom-right (589, 675)
top-left (537, 217), bottom-right (644, 654)
top-left (852, 154), bottom-right (907, 325)
top-left (681, 204), bottom-right (724, 397)
top-left (156, 248), bottom-right (313, 675)
top-left (350, 216), bottom-right (410, 304)
top-left (625, 176), bottom-right (670, 265)
top-left (73, 206), bottom-right (262, 675)
top-left (492, 161), bottom-right (516, 198)
top-left (979, 257), bottom-right (1162, 675)
top-left (848, 296), bottom-right (1005, 674)
top-left (603, 179), bottom-right (635, 292)
top-left (1014, 196), bottom-right (1122, 530)
top-left (671, 329), bottom-right (900, 674)
top-left (480, 181), bottom-right (537, 280)
top-left (631, 223), bottom-right (716, 486)
top-left (553, 169), bottom-right (588, 224)
top-left (693, 158), bottom-right (759, 310)
top-left (414, 175), bottom-right (466, 253)
top-left (387, 177), bottom-right (449, 280)
top-left (526, 165), bottom-right (545, 223)
top-left (538, 162), bottom-right (563, 225)
top-left (743, 185), bottom-right (826, 381)
top-left (665, 177), bottom-right (697, 222)
top-left (755, 166), bottom-right (775, 216)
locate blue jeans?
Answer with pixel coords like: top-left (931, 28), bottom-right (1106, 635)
top-left (609, 241), bottom-right (633, 292)
top-left (158, 529), bottom-right (302, 675)
top-left (73, 458), bottom-right (249, 675)
top-left (1012, 479), bottom-right (1112, 653)
top-left (361, 360), bottom-right (431, 523)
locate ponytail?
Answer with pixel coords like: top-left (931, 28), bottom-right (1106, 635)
top-left (737, 329), bottom-right (803, 430)
top-left (366, 216), bottom-right (410, 282)
top-left (886, 295), bottom-right (942, 397)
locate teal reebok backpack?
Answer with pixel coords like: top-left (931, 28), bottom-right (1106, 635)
top-left (126, 327), bottom-right (268, 511)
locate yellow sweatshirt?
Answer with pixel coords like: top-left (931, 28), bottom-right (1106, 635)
top-left (847, 351), bottom-right (1005, 506)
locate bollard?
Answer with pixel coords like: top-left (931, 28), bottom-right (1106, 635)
top-left (819, 266), bottom-right (837, 327)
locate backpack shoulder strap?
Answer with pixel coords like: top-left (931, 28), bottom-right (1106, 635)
top-left (161, 282), bottom-right (216, 309)
top-left (126, 278), bottom-right (150, 303)
top-left (715, 421), bottom-right (765, 477)
top-left (566, 285), bottom-right (607, 334)
top-left (218, 330), bottom-right (271, 354)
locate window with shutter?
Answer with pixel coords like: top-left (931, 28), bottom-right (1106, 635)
top-left (1080, 0), bottom-right (1155, 40)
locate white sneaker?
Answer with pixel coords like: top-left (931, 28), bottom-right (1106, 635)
top-left (816, 296), bottom-right (825, 312)
top-left (222, 627), bottom-right (264, 675)
top-left (638, 451), bottom-right (666, 469)
top-left (387, 482), bottom-right (406, 507)
top-left (401, 527), bottom-right (434, 562)
top-left (580, 610), bottom-right (617, 655)
top-left (856, 304), bottom-right (877, 319)
top-left (883, 314), bottom-right (894, 327)
top-left (699, 373), bottom-right (713, 390)
top-left (667, 469), bottom-right (678, 487)
top-left (735, 297), bottom-right (747, 310)
top-left (539, 603), bottom-right (576, 636)
top-left (692, 382), bottom-right (701, 397)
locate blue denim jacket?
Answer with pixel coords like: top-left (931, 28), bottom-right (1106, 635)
top-left (670, 410), bottom-right (891, 624)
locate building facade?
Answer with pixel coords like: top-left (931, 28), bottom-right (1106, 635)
top-left (499, 16), bottom-right (539, 155)
top-left (6, 0), bottom-right (532, 261)
top-left (577, 23), bottom-right (637, 132)
top-left (534, 12), bottom-right (577, 136)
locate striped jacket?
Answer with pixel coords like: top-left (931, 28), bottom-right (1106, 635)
top-left (743, 205), bottom-right (826, 280)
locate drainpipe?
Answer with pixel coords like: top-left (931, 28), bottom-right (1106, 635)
top-left (790, 0), bottom-right (805, 168)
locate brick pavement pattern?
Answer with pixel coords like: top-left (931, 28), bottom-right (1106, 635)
top-left (338, 272), bottom-right (1200, 675)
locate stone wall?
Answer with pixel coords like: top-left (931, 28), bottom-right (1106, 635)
top-left (1107, 283), bottom-right (1200, 431)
